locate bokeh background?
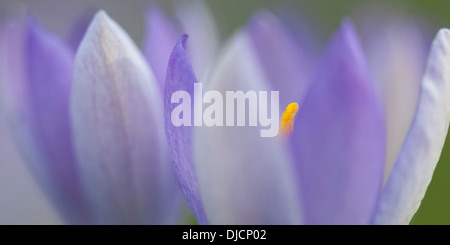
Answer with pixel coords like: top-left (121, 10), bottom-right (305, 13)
top-left (0, 0), bottom-right (449, 224)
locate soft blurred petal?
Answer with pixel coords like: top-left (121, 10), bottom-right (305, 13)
top-left (0, 46), bottom-right (61, 224)
top-left (71, 10), bottom-right (180, 224)
top-left (248, 11), bottom-right (314, 109)
top-left (174, 0), bottom-right (219, 82)
top-left (291, 21), bottom-right (385, 224)
top-left (164, 35), bottom-right (208, 225)
top-left (143, 5), bottom-right (180, 91)
top-left (373, 29), bottom-right (450, 225)
top-left (66, 8), bottom-right (97, 52)
top-left (0, 118), bottom-right (61, 225)
top-left (0, 17), bottom-right (89, 224)
top-left (194, 31), bottom-right (302, 224)
top-left (362, 19), bottom-right (429, 183)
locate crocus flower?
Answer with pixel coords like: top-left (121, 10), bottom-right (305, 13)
top-left (0, 9), bottom-right (186, 224)
top-left (165, 11), bottom-right (450, 225)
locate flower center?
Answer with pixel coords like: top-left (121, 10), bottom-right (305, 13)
top-left (279, 102), bottom-right (299, 139)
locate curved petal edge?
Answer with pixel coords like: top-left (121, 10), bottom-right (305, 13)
top-left (373, 29), bottom-right (450, 225)
top-left (164, 35), bottom-right (208, 225)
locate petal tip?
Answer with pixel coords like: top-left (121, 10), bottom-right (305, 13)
top-left (249, 10), bottom-right (276, 24)
top-left (93, 9), bottom-right (109, 21)
top-left (436, 28), bottom-right (450, 41)
top-left (80, 9), bottom-right (137, 59)
top-left (336, 18), bottom-right (358, 46)
top-left (180, 34), bottom-right (188, 46)
top-left (88, 10), bottom-right (115, 35)
top-left (172, 34), bottom-right (189, 54)
top-left (328, 18), bottom-right (367, 70)
top-left (340, 17), bottom-right (355, 30)
top-left (146, 3), bottom-right (163, 16)
top-left (247, 10), bottom-right (280, 36)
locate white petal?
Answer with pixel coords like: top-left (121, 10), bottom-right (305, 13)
top-left (193, 30), bottom-right (302, 224)
top-left (363, 20), bottom-right (428, 183)
top-left (71, 11), bottom-right (179, 224)
top-left (373, 29), bottom-right (450, 224)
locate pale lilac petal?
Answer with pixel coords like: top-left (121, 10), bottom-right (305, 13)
top-left (194, 31), bottom-right (302, 224)
top-left (0, 122), bottom-right (62, 225)
top-left (248, 11), bottom-right (315, 109)
top-left (164, 35), bottom-right (208, 225)
top-left (0, 18), bottom-right (89, 224)
top-left (66, 8), bottom-right (97, 52)
top-left (291, 21), bottom-right (385, 224)
top-left (0, 72), bottom-right (61, 224)
top-left (174, 0), bottom-right (219, 82)
top-left (373, 29), bottom-right (450, 225)
top-left (71, 10), bottom-right (180, 224)
top-left (362, 19), bottom-right (429, 183)
top-left (143, 5), bottom-right (180, 91)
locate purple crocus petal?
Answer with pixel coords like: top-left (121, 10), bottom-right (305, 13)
top-left (142, 5), bottom-right (180, 91)
top-left (194, 31), bottom-right (302, 224)
top-left (0, 18), bottom-right (89, 224)
top-left (373, 29), bottom-right (450, 225)
top-left (291, 20), bottom-right (385, 224)
top-left (164, 35), bottom-right (208, 225)
top-left (66, 8), bottom-right (97, 52)
top-left (248, 11), bottom-right (314, 109)
top-left (174, 0), bottom-right (219, 82)
top-left (361, 19), bottom-right (429, 183)
top-left (71, 10), bottom-right (180, 224)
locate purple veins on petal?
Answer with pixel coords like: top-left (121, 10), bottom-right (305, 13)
top-left (71, 10), bottom-right (179, 224)
top-left (164, 35), bottom-right (208, 225)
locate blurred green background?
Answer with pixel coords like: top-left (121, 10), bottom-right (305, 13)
top-left (1, 0), bottom-right (449, 224)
